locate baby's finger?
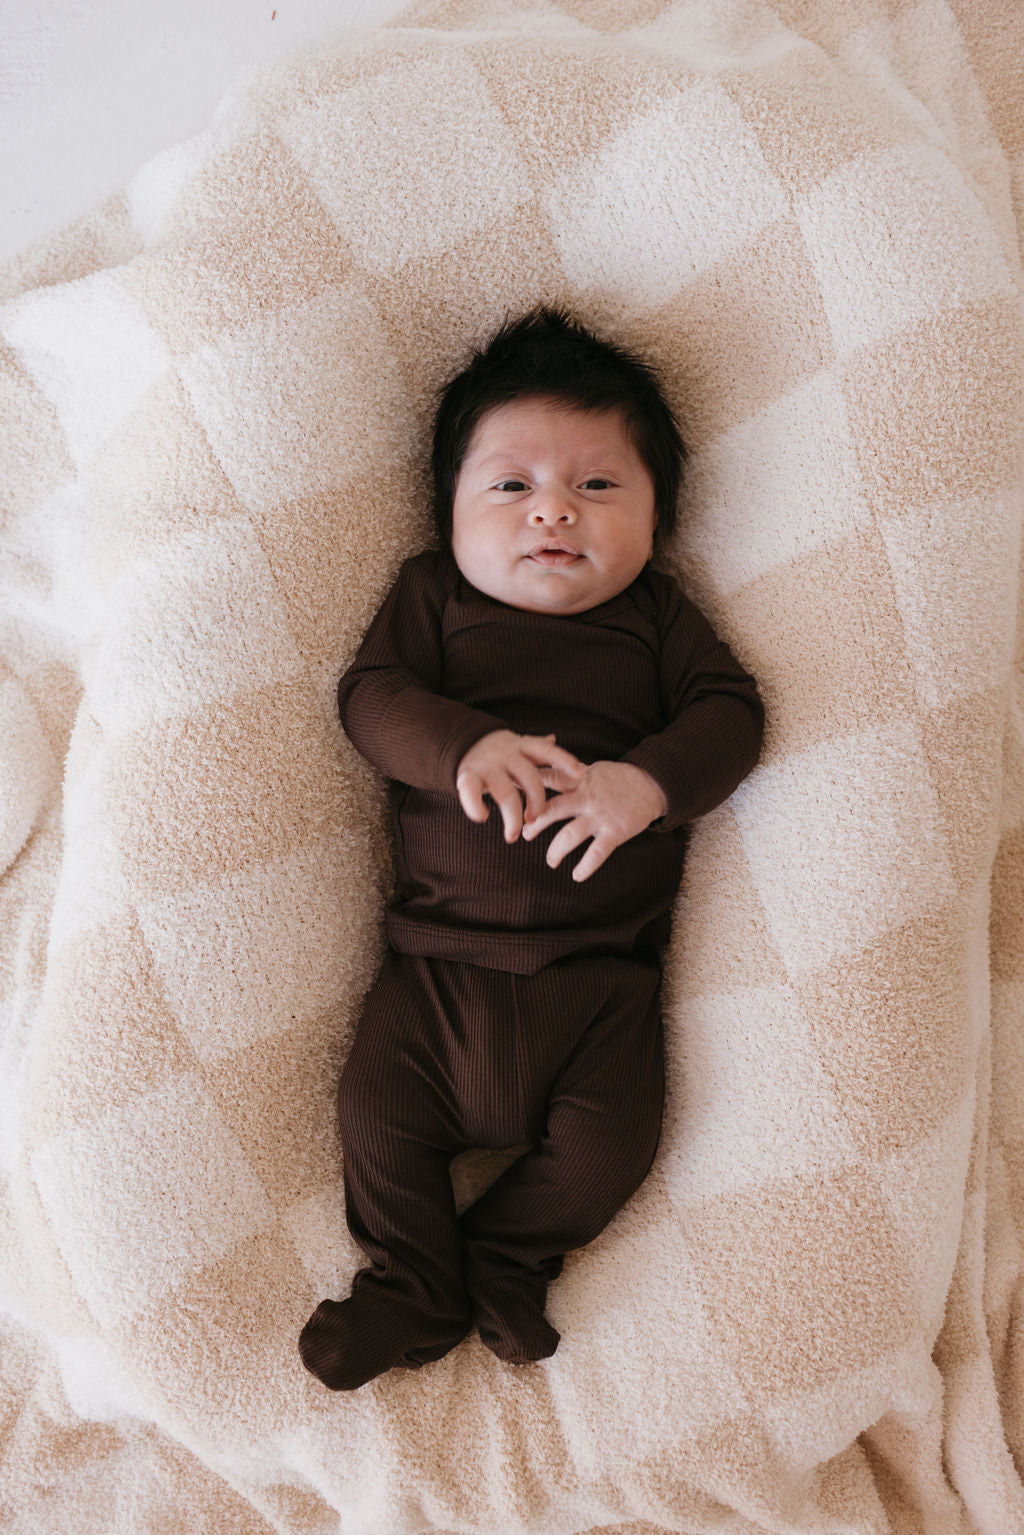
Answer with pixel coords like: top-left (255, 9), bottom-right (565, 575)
top-left (538, 763), bottom-right (586, 793)
top-left (521, 790), bottom-right (579, 841)
top-left (520, 735), bottom-right (586, 780)
top-left (569, 835), bottom-right (615, 883)
top-left (456, 770), bottom-right (489, 823)
top-left (544, 816), bottom-right (592, 870)
top-left (490, 776), bottom-right (526, 843)
top-left (513, 757), bottom-right (549, 824)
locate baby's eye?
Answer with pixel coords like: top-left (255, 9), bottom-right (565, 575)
top-left (581, 478), bottom-right (613, 490)
top-left (494, 479), bottom-right (528, 493)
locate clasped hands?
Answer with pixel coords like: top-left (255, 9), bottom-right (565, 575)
top-left (455, 729), bottom-right (667, 883)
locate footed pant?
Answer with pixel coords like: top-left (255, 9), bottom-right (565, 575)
top-left (300, 946), bottom-right (664, 1389)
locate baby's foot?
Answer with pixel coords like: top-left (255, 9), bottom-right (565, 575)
top-left (299, 1295), bottom-right (467, 1390)
top-left (470, 1277), bottom-right (560, 1364)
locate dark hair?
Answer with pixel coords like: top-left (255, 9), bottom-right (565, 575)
top-left (431, 306), bottom-right (686, 547)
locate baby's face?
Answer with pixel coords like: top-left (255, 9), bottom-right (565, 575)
top-left (450, 396), bottom-right (657, 616)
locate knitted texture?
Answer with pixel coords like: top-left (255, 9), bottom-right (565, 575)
top-left (1, 1), bottom-right (1022, 1530)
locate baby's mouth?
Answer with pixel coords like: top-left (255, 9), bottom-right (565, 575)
top-left (526, 541), bottom-right (583, 566)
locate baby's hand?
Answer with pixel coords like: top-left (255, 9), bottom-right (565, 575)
top-left (521, 760), bottom-right (667, 881)
top-left (456, 731), bottom-right (586, 843)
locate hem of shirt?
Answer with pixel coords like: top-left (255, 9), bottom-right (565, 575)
top-left (385, 914), bottom-right (671, 975)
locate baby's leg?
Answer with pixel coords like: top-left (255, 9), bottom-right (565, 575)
top-left (299, 952), bottom-right (472, 1390)
top-left (459, 953), bottom-right (664, 1363)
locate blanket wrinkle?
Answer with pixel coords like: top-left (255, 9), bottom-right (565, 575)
top-left (2, 1), bottom-right (1023, 1531)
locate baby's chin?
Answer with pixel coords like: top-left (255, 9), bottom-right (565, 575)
top-left (460, 561), bottom-right (626, 616)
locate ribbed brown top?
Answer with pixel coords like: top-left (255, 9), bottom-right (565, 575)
top-left (338, 549), bottom-right (764, 973)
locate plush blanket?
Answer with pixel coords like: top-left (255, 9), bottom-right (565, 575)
top-left (2, 1), bottom-right (1023, 1530)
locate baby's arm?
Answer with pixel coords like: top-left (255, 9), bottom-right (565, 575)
top-left (523, 584), bottom-right (764, 881)
top-left (339, 557), bottom-right (508, 790)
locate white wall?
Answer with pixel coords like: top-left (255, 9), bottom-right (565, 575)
top-left (0, 0), bottom-right (413, 265)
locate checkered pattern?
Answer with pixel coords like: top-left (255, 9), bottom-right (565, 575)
top-left (1, 1), bottom-right (1022, 1530)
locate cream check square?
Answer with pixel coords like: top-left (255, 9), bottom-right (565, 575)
top-left (178, 284), bottom-right (416, 514)
top-left (879, 492), bottom-right (1021, 710)
top-left (658, 983), bottom-right (858, 1204)
top-left (85, 517), bottom-right (305, 735)
top-left (795, 142), bottom-right (1016, 354)
top-left (558, 1235), bottom-right (753, 1451)
top-left (623, 0), bottom-right (793, 62)
top-left (733, 723), bottom-right (957, 974)
top-left (546, 78), bottom-right (788, 308)
top-left (47, 724), bottom-right (129, 952)
top-left (31, 1073), bottom-right (276, 1326)
top-left (680, 371), bottom-right (872, 593)
top-left (2, 273), bottom-right (170, 469)
top-left (278, 51), bottom-right (532, 273)
top-left (135, 837), bottom-right (379, 1062)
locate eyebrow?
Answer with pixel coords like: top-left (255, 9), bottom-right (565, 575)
top-left (472, 450), bottom-right (633, 471)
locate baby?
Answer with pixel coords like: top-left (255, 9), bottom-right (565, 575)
top-left (299, 308), bottom-right (764, 1390)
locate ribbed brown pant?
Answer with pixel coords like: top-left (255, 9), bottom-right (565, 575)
top-left (299, 946), bottom-right (664, 1389)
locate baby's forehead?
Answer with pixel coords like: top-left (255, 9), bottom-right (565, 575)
top-left (464, 395), bottom-right (635, 459)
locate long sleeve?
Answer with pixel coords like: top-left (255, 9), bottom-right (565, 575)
top-left (337, 555), bottom-right (506, 792)
top-left (343, 554), bottom-right (763, 973)
top-left (621, 583), bottom-right (764, 829)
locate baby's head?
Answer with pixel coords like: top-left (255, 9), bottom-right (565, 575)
top-left (432, 308), bottom-right (686, 616)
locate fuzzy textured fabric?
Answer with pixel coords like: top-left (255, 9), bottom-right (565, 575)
top-left (2, 1), bottom-right (1023, 1531)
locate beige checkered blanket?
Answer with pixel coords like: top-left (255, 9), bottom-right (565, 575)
top-left (2, 1), bottom-right (1023, 1530)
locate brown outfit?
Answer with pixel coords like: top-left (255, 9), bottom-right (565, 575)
top-left (299, 549), bottom-right (763, 1389)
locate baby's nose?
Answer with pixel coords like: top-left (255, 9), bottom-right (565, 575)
top-left (528, 491), bottom-right (577, 524)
